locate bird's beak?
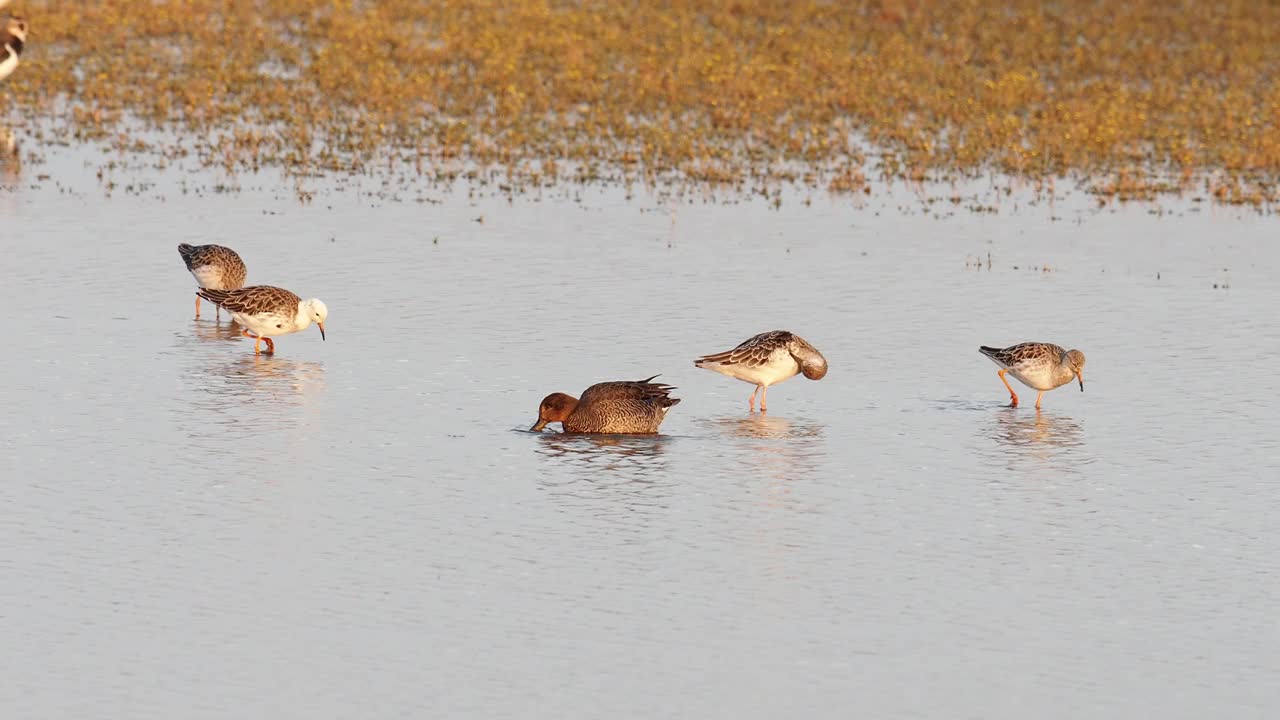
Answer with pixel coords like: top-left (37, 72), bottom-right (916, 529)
top-left (530, 419), bottom-right (547, 432)
top-left (317, 322), bottom-right (326, 341)
top-left (1077, 370), bottom-right (1084, 391)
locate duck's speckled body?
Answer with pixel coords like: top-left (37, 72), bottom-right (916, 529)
top-left (531, 376), bottom-right (680, 434)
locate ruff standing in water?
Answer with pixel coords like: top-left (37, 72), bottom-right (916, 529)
top-left (979, 342), bottom-right (1085, 409)
top-left (694, 330), bottom-right (828, 412)
top-left (177, 243), bottom-right (247, 320)
top-left (530, 376), bottom-right (680, 434)
top-left (196, 286), bottom-right (327, 355)
top-left (0, 15), bottom-right (27, 83)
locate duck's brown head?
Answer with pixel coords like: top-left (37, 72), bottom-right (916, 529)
top-left (530, 392), bottom-right (579, 431)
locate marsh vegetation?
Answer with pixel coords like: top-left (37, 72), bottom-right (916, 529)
top-left (5, 1), bottom-right (1278, 206)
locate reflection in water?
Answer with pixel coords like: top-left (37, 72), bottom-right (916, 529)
top-left (187, 318), bottom-right (244, 344)
top-left (178, 354), bottom-right (328, 444)
top-left (0, 159), bottom-right (19, 185)
top-left (983, 409), bottom-right (1087, 474)
top-left (197, 354), bottom-right (328, 404)
top-left (0, 128), bottom-right (20, 204)
top-left (532, 433), bottom-right (674, 532)
top-left (701, 414), bottom-right (828, 506)
top-left (990, 409), bottom-right (1084, 450)
top-left (534, 432), bottom-right (670, 473)
top-left (701, 415), bottom-right (829, 579)
top-left (708, 414), bottom-right (825, 442)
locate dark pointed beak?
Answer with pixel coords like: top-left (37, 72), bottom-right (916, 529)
top-left (530, 419), bottom-right (547, 432)
top-left (317, 322), bottom-right (326, 341)
top-left (1077, 371), bottom-right (1084, 392)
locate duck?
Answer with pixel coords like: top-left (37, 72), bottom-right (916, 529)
top-left (530, 375), bottom-right (680, 434)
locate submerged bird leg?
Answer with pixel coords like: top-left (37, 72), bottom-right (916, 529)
top-left (748, 385), bottom-right (760, 412)
top-left (760, 385), bottom-right (769, 412)
top-left (998, 369), bottom-right (1019, 407)
top-left (1035, 391), bottom-right (1044, 410)
top-left (263, 337), bottom-right (275, 354)
top-left (194, 294), bottom-right (201, 319)
top-left (242, 328), bottom-right (262, 354)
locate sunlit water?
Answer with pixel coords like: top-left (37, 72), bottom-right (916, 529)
top-left (2, 146), bottom-right (1278, 719)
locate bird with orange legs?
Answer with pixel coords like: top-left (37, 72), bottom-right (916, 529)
top-left (177, 244), bottom-right (247, 320)
top-left (979, 342), bottom-right (1085, 410)
top-left (196, 286), bottom-right (327, 355)
top-left (694, 330), bottom-right (828, 412)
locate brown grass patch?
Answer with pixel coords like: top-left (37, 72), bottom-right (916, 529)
top-left (5, 1), bottom-right (1280, 205)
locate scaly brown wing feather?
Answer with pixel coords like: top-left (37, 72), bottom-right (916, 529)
top-left (979, 342), bottom-right (1065, 367)
top-left (694, 330), bottom-right (794, 368)
top-left (178, 243), bottom-right (247, 283)
top-left (196, 285), bottom-right (300, 315)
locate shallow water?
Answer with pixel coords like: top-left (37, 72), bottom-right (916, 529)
top-left (2, 149), bottom-right (1278, 718)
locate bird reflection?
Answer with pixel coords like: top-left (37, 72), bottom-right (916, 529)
top-left (187, 317), bottom-right (243, 344)
top-left (202, 353), bottom-right (327, 402)
top-left (701, 414), bottom-right (827, 504)
top-left (534, 432), bottom-right (670, 471)
top-left (0, 128), bottom-right (20, 192)
top-left (991, 409), bottom-right (1083, 448)
top-left (179, 354), bottom-right (327, 443)
top-left (984, 408), bottom-right (1086, 472)
top-left (532, 432), bottom-right (674, 533)
top-left (707, 414), bottom-right (825, 441)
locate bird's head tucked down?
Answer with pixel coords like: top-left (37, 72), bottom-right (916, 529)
top-left (4, 16), bottom-right (27, 45)
top-left (787, 336), bottom-right (828, 381)
top-left (530, 393), bottom-right (578, 432)
top-left (303, 298), bottom-right (328, 340)
top-left (800, 355), bottom-right (828, 380)
top-left (1065, 349), bottom-right (1086, 390)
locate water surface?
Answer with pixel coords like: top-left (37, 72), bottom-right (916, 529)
top-left (2, 150), bottom-right (1277, 718)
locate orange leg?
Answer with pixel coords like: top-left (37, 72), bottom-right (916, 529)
top-left (1035, 391), bottom-right (1044, 410)
top-left (748, 385), bottom-right (761, 412)
top-left (242, 328), bottom-right (261, 353)
top-left (760, 385), bottom-right (769, 412)
top-left (998, 369), bottom-right (1019, 408)
top-left (242, 328), bottom-right (277, 354)
top-left (194, 294), bottom-right (201, 319)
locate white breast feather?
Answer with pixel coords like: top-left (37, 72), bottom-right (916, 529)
top-left (0, 51), bottom-right (18, 82)
top-left (190, 265), bottom-right (233, 290)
